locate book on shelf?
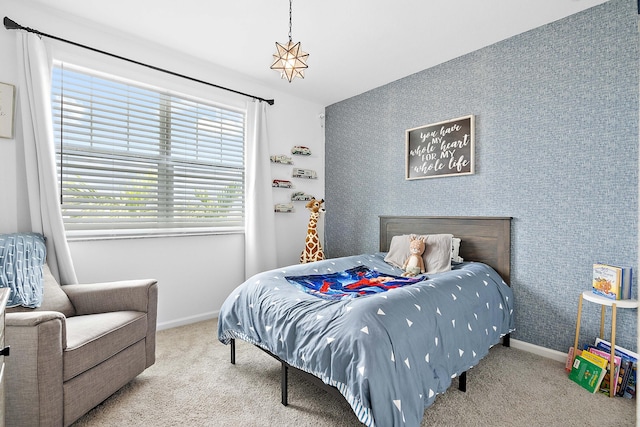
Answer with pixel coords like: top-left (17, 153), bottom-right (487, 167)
top-left (592, 263), bottom-right (633, 300)
top-left (621, 266), bottom-right (633, 300)
top-left (585, 345), bottom-right (621, 396)
top-left (569, 352), bottom-right (608, 394)
top-left (592, 264), bottom-right (622, 300)
top-left (595, 338), bottom-right (637, 399)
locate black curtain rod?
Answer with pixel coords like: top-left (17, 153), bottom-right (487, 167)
top-left (3, 16), bottom-right (275, 106)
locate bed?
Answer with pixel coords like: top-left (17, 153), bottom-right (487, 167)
top-left (218, 216), bottom-right (514, 427)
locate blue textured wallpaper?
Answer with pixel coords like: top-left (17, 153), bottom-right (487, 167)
top-left (325, 0), bottom-right (638, 353)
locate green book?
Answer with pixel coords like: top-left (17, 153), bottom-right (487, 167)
top-left (569, 354), bottom-right (607, 393)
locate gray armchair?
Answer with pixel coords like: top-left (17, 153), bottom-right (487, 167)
top-left (5, 264), bottom-right (158, 426)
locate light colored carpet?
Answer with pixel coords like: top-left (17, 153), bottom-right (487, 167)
top-left (72, 319), bottom-right (636, 426)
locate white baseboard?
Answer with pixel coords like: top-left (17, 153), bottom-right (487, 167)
top-left (510, 338), bottom-right (567, 363)
top-left (157, 310), bottom-right (219, 331)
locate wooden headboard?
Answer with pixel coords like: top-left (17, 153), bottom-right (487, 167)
top-left (379, 216), bottom-right (512, 285)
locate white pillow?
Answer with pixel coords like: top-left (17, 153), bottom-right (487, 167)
top-left (451, 237), bottom-right (463, 263)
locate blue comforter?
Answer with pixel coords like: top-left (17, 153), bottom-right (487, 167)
top-left (218, 253), bottom-right (514, 427)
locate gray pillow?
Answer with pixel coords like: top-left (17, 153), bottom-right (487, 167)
top-left (421, 234), bottom-right (453, 273)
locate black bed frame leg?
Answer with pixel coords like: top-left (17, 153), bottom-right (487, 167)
top-left (456, 333), bottom-right (509, 393)
top-left (281, 362), bottom-right (289, 406)
top-left (458, 371), bottom-right (467, 392)
top-left (503, 333), bottom-right (511, 348)
top-left (230, 339), bottom-right (236, 364)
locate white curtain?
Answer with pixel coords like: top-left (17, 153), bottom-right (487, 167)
top-left (244, 100), bottom-right (277, 279)
top-left (16, 32), bottom-right (78, 285)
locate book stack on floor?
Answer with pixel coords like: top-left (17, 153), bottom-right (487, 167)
top-left (566, 339), bottom-right (637, 398)
top-left (568, 349), bottom-right (608, 393)
top-left (592, 264), bottom-right (633, 300)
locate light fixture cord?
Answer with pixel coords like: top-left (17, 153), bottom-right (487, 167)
top-left (288, 0), bottom-right (293, 42)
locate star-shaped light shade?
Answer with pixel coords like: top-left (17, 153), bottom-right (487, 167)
top-left (270, 40), bottom-right (309, 82)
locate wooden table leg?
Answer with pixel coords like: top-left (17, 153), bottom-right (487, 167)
top-left (573, 293), bottom-right (584, 364)
top-left (610, 303), bottom-right (617, 397)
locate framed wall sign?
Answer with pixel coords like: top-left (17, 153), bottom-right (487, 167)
top-left (405, 115), bottom-right (475, 180)
top-left (0, 83), bottom-right (16, 139)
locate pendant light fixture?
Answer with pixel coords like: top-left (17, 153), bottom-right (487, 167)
top-left (270, 0), bottom-right (309, 82)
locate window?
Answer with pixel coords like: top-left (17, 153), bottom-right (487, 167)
top-left (51, 63), bottom-right (245, 236)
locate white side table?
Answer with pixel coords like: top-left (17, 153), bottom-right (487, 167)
top-left (572, 290), bottom-right (638, 397)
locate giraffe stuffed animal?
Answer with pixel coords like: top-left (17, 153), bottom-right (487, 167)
top-left (300, 198), bottom-right (325, 264)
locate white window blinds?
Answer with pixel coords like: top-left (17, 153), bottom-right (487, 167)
top-left (51, 63), bottom-right (245, 234)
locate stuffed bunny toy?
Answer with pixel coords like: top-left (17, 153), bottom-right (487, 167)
top-left (402, 236), bottom-right (426, 277)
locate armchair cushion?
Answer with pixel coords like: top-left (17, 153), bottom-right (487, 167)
top-left (63, 311), bottom-right (148, 381)
top-left (7, 264), bottom-right (76, 317)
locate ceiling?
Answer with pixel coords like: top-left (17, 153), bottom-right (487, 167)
top-left (23, 0), bottom-right (609, 106)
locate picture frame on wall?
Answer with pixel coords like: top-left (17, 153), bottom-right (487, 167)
top-left (0, 82), bottom-right (16, 139)
top-left (405, 115), bottom-right (475, 180)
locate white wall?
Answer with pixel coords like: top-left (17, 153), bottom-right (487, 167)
top-left (0, 0), bottom-right (325, 329)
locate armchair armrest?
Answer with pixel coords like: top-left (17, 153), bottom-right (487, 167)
top-left (63, 279), bottom-right (158, 315)
top-left (4, 311), bottom-right (67, 350)
top-left (5, 311), bottom-right (67, 425)
top-left (6, 310), bottom-right (66, 327)
top-left (6, 311), bottom-right (67, 347)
